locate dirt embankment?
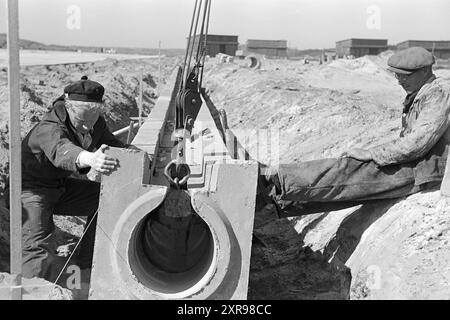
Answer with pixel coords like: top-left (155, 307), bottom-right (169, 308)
top-left (204, 54), bottom-right (450, 299)
top-left (0, 56), bottom-right (179, 191)
top-left (0, 56), bottom-right (178, 278)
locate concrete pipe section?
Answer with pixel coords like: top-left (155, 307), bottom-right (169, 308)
top-left (108, 185), bottom-right (232, 299)
top-left (245, 55), bottom-right (262, 69)
top-left (89, 148), bottom-right (258, 299)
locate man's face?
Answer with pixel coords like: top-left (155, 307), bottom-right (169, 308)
top-left (395, 68), bottom-right (428, 94)
top-left (67, 104), bottom-right (100, 134)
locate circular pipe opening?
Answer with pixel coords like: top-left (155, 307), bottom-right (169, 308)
top-left (127, 206), bottom-right (216, 297)
top-left (246, 55), bottom-right (261, 69)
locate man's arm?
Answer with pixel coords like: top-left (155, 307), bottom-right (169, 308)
top-left (368, 85), bottom-right (450, 166)
top-left (35, 121), bottom-right (85, 172)
top-left (37, 119), bottom-right (118, 174)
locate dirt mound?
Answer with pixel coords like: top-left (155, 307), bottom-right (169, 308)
top-left (328, 55), bottom-right (388, 76)
top-left (295, 190), bottom-right (450, 299)
top-left (204, 57), bottom-right (403, 164)
top-left (204, 55), bottom-right (450, 299)
top-left (0, 57), bottom-right (178, 192)
top-left (0, 56), bottom-right (176, 296)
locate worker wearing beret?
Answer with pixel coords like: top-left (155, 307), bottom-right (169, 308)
top-left (258, 47), bottom-right (450, 216)
top-left (5, 76), bottom-right (128, 281)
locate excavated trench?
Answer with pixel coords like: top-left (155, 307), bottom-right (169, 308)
top-left (1, 58), bottom-right (353, 299)
top-left (0, 58), bottom-right (169, 276)
top-left (1, 53), bottom-right (449, 299)
top-left (1, 56), bottom-right (408, 299)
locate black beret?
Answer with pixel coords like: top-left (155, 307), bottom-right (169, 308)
top-left (64, 76), bottom-right (104, 102)
top-left (388, 47), bottom-right (435, 74)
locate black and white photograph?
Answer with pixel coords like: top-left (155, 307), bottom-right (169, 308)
top-left (0, 0), bottom-right (450, 306)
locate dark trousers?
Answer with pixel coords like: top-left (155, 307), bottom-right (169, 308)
top-left (273, 157), bottom-right (440, 217)
top-left (6, 178), bottom-right (100, 281)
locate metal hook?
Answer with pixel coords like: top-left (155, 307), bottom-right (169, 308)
top-left (164, 160), bottom-right (191, 188)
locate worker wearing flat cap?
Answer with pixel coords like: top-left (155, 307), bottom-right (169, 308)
top-left (258, 47), bottom-right (450, 218)
top-left (5, 77), bottom-right (130, 282)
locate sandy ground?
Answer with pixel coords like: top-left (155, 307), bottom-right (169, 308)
top-left (0, 49), bottom-right (158, 68)
top-left (204, 54), bottom-right (450, 299)
top-left (1, 49), bottom-right (450, 299)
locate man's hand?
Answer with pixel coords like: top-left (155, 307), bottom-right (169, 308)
top-left (340, 148), bottom-right (373, 162)
top-left (78, 144), bottom-right (118, 173)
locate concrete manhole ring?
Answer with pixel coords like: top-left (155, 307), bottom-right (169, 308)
top-left (109, 189), bottom-right (232, 299)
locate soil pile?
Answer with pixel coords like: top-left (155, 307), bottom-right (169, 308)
top-left (0, 56), bottom-right (179, 191)
top-left (204, 53), bottom-right (450, 299)
top-left (0, 56), bottom-right (178, 286)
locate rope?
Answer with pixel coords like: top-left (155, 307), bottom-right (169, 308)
top-left (168, 0), bottom-right (212, 187)
top-left (182, 0), bottom-right (199, 89)
top-left (199, 0), bottom-right (212, 89)
top-left (185, 0), bottom-right (203, 87)
top-left (196, 0), bottom-right (210, 63)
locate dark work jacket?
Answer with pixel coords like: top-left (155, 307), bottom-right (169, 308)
top-left (369, 77), bottom-right (450, 185)
top-left (21, 100), bottom-right (126, 188)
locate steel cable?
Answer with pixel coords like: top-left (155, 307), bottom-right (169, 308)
top-left (182, 0), bottom-right (200, 90)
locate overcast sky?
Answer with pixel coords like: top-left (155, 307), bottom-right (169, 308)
top-left (1, 0), bottom-right (449, 49)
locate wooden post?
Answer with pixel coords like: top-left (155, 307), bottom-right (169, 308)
top-left (7, 0), bottom-right (23, 300)
top-left (126, 120), bottom-right (134, 144)
top-left (139, 68), bottom-right (143, 127)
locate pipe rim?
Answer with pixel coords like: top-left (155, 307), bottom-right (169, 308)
top-left (110, 188), bottom-right (232, 299)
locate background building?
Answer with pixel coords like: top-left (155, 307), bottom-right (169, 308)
top-left (245, 39), bottom-right (288, 58)
top-left (396, 40), bottom-right (450, 59)
top-left (336, 38), bottom-right (388, 58)
top-left (188, 34), bottom-right (239, 57)
top-left (322, 49), bottom-right (337, 62)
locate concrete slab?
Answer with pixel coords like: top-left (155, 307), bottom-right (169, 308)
top-left (89, 65), bottom-right (258, 300)
top-left (89, 148), bottom-right (258, 300)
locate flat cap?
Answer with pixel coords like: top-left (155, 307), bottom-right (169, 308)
top-left (387, 47), bottom-right (435, 74)
top-left (64, 76), bottom-right (104, 102)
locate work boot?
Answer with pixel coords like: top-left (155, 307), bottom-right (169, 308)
top-left (255, 163), bottom-right (282, 213)
top-left (256, 164), bottom-right (307, 218)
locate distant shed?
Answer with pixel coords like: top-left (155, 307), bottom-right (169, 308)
top-left (245, 39), bottom-right (288, 58)
top-left (188, 34), bottom-right (239, 57)
top-left (396, 40), bottom-right (450, 59)
top-left (336, 38), bottom-right (388, 58)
